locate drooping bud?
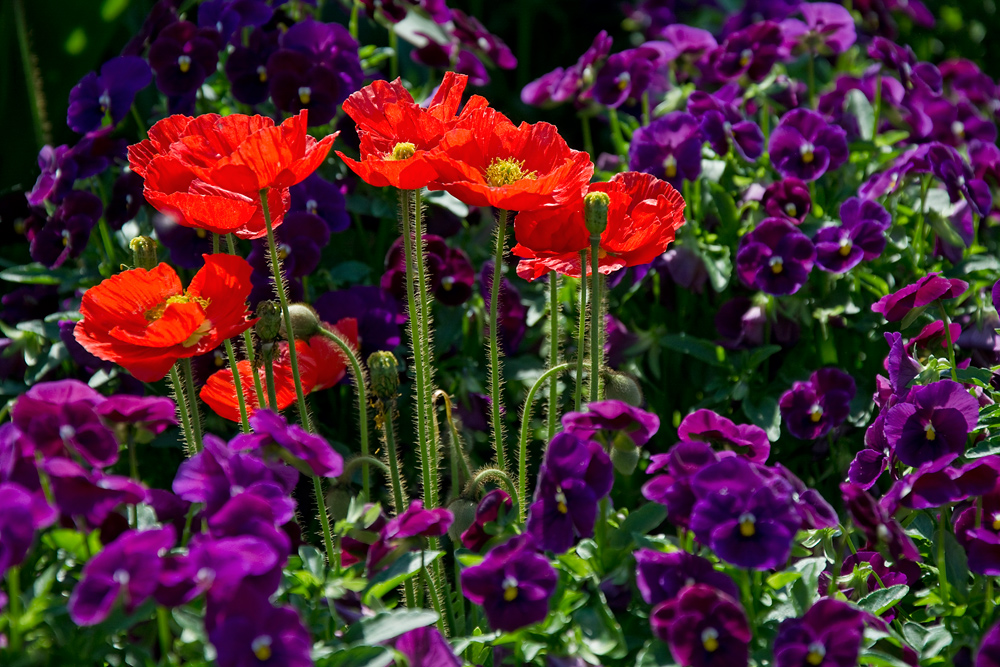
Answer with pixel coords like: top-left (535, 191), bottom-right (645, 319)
top-left (447, 497), bottom-right (477, 543)
top-left (326, 484), bottom-right (353, 521)
top-left (255, 301), bottom-right (282, 342)
top-left (279, 303), bottom-right (321, 340)
top-left (610, 444), bottom-right (640, 475)
top-left (368, 351), bottom-right (400, 401)
top-left (584, 191), bottom-right (610, 236)
top-left (603, 370), bottom-right (643, 407)
top-left (129, 236), bottom-right (159, 270)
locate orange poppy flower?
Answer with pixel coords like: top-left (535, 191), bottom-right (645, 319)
top-left (336, 72), bottom-right (489, 190)
top-left (128, 110), bottom-right (335, 239)
top-left (512, 171), bottom-right (686, 280)
top-left (74, 255), bottom-right (256, 382)
top-left (199, 318), bottom-right (358, 422)
top-left (425, 106), bottom-right (593, 211)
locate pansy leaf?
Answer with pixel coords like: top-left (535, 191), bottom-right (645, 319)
top-left (363, 550), bottom-right (442, 603)
top-left (858, 584), bottom-right (909, 615)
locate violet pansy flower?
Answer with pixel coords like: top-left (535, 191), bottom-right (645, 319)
top-left (779, 367), bottom-right (856, 440)
top-left (629, 111), bottom-right (705, 189)
top-left (769, 109), bottom-right (848, 181)
top-left (650, 584), bottom-right (750, 667)
top-left (884, 379), bottom-right (979, 467)
top-left (233, 409), bottom-right (344, 479)
top-left (677, 408), bottom-right (770, 463)
top-left (773, 599), bottom-right (865, 667)
top-left (781, 2), bottom-right (857, 57)
top-left (871, 272), bottom-right (967, 322)
top-left (592, 47), bottom-right (659, 109)
top-left (635, 549), bottom-right (740, 605)
top-left (148, 21), bottom-right (221, 98)
top-left (210, 597), bottom-right (313, 667)
top-left (736, 218), bottom-right (815, 295)
top-left (461, 489), bottom-right (512, 552)
top-left (395, 626), bottom-right (461, 667)
top-left (67, 56), bottom-right (152, 134)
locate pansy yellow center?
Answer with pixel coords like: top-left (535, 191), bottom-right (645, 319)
top-left (806, 641), bottom-right (826, 666)
top-left (663, 154), bottom-right (678, 179)
top-left (925, 423), bottom-right (936, 441)
top-left (784, 202), bottom-right (797, 217)
top-left (99, 92), bottom-right (111, 113)
top-left (952, 121), bottom-right (965, 140)
top-left (485, 157), bottom-right (536, 188)
top-left (196, 227), bottom-right (207, 239)
top-left (389, 142), bottom-right (417, 161)
top-left (992, 514), bottom-right (1000, 531)
top-left (809, 404), bottom-right (824, 423)
top-left (306, 199), bottom-right (318, 214)
top-left (555, 487), bottom-right (568, 514)
top-left (800, 142), bottom-right (815, 164)
top-left (257, 65), bottom-right (267, 82)
top-left (502, 575), bottom-right (519, 602)
top-left (701, 628), bottom-right (720, 652)
top-left (738, 512), bottom-right (756, 537)
top-left (769, 256), bottom-right (784, 274)
top-left (62, 230), bottom-right (71, 247)
top-left (739, 49), bottom-right (753, 67)
top-left (616, 71), bottom-right (631, 91)
top-left (177, 55), bottom-right (191, 73)
top-left (838, 238), bottom-right (853, 256)
top-left (441, 276), bottom-right (455, 290)
top-left (278, 243), bottom-right (291, 261)
top-left (298, 86), bottom-right (312, 105)
top-left (251, 635), bottom-right (273, 661)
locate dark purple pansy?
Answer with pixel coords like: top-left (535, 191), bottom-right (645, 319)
top-left (628, 111), bottom-right (705, 189)
top-left (884, 456), bottom-right (1000, 512)
top-left (450, 9), bottom-right (516, 70)
top-left (766, 464), bottom-right (839, 530)
top-left (643, 440), bottom-right (720, 528)
top-left (736, 218), bottom-right (815, 295)
top-left (707, 21), bottom-right (783, 83)
top-left (977, 621), bottom-right (1000, 667)
top-left (635, 549), bottom-right (740, 605)
top-left (248, 211), bottom-right (330, 279)
top-left (460, 534), bottom-right (557, 633)
top-left (480, 261), bottom-right (527, 354)
top-left (233, 409), bottom-right (343, 478)
top-left (43, 458), bottom-right (146, 527)
top-left (382, 234), bottom-right (475, 307)
top-left (197, 0), bottom-right (272, 44)
top-left (840, 482), bottom-right (921, 561)
top-left (461, 489), bottom-right (512, 552)
top-left (67, 56), bottom-right (151, 134)
top-left (289, 173), bottom-right (350, 234)
top-left (780, 2), bottom-right (857, 56)
top-left (96, 394), bottom-right (177, 436)
top-left (225, 27), bottom-right (279, 106)
top-left (313, 286), bottom-right (402, 359)
top-left (28, 144), bottom-right (73, 206)
top-left (210, 597), bottom-right (313, 667)
top-left (395, 626), bottom-right (461, 667)
top-left (650, 584), bottom-right (750, 667)
top-left (927, 143), bottom-right (993, 217)
top-left (153, 212), bottom-right (214, 269)
top-left (779, 367), bottom-right (856, 440)
top-left (884, 380), bottom-right (978, 467)
top-left (592, 47), bottom-right (659, 109)
top-left (814, 197), bottom-right (891, 273)
top-left (27, 190), bottom-right (104, 269)
top-left (367, 500), bottom-right (454, 572)
top-left (689, 457), bottom-right (801, 570)
top-left (266, 19), bottom-right (362, 126)
top-left (68, 527), bottom-right (175, 626)
top-left (688, 88), bottom-right (764, 161)
top-left (677, 409), bottom-right (770, 463)
top-left (0, 482), bottom-right (55, 572)
top-left (105, 170), bottom-right (145, 230)
top-left (521, 31), bottom-right (612, 106)
top-left (773, 598), bottom-right (864, 667)
top-left (769, 108), bottom-right (849, 181)
top-left (871, 272), bottom-right (968, 322)
top-left (148, 21), bottom-right (221, 97)
top-left (715, 297), bottom-right (800, 349)
top-left (562, 400), bottom-right (660, 449)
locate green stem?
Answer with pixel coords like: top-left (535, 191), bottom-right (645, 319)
top-left (181, 358), bottom-right (203, 451)
top-left (348, 0), bottom-right (360, 40)
top-left (807, 51), bottom-right (816, 110)
top-left (226, 234), bottom-right (266, 410)
top-left (487, 210), bottom-right (509, 471)
top-left (937, 508), bottom-right (951, 609)
top-left (262, 345), bottom-right (279, 411)
top-left (340, 455), bottom-right (390, 480)
top-left (12, 0), bottom-right (47, 150)
top-left (641, 91), bottom-right (651, 127)
top-left (223, 339), bottom-right (250, 432)
top-left (261, 188), bottom-right (311, 430)
top-left (914, 176), bottom-right (931, 274)
top-left (574, 250), bottom-right (588, 411)
top-left (589, 236), bottom-right (603, 403)
top-left (467, 468), bottom-right (520, 514)
top-left (453, 558), bottom-right (467, 635)
top-left (580, 113), bottom-right (594, 158)
top-left (381, 399), bottom-right (417, 609)
top-left (937, 301), bottom-right (960, 382)
top-left (99, 219), bottom-right (118, 271)
top-left (388, 27), bottom-right (399, 80)
top-left (127, 429), bottom-right (139, 528)
top-left (7, 566), bottom-right (22, 652)
top-left (156, 606), bottom-right (172, 665)
top-left (318, 327), bottom-right (372, 500)
top-left (434, 390), bottom-right (472, 500)
top-left (607, 107), bottom-right (627, 159)
top-left (421, 566), bottom-right (448, 635)
top-left (169, 365), bottom-right (197, 455)
top-left (518, 364), bottom-right (571, 522)
top-left (872, 75), bottom-right (882, 141)
top-left (312, 475), bottom-right (337, 569)
top-left (987, 578), bottom-right (995, 622)
top-left (412, 189), bottom-right (439, 508)
top-left (546, 271), bottom-right (560, 441)
top-left (131, 103), bottom-right (147, 139)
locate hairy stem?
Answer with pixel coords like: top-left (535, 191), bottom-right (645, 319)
top-left (181, 358), bottom-right (203, 451)
top-left (313, 475), bottom-right (337, 570)
top-left (412, 189), bottom-right (439, 508)
top-left (546, 271), bottom-right (560, 441)
top-left (574, 250), bottom-right (589, 411)
top-left (488, 210), bottom-right (510, 471)
top-left (519, 364), bottom-right (570, 522)
top-left (169, 365), bottom-right (197, 455)
top-left (589, 235), bottom-right (603, 403)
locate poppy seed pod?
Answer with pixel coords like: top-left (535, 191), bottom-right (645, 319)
top-left (280, 303), bottom-right (322, 340)
top-left (603, 370), bottom-right (643, 407)
top-left (255, 300), bottom-right (282, 342)
top-left (584, 191), bottom-right (611, 236)
top-left (129, 235), bottom-right (158, 270)
top-left (368, 351), bottom-right (400, 401)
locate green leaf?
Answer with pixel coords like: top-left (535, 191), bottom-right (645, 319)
top-left (635, 639), bottom-right (677, 667)
top-left (860, 650), bottom-right (917, 667)
top-left (343, 609), bottom-right (439, 645)
top-left (943, 530), bottom-right (969, 601)
top-left (766, 571), bottom-right (802, 589)
top-left (857, 584), bottom-right (909, 615)
top-left (364, 550), bottom-right (442, 602)
top-left (846, 90), bottom-right (875, 141)
top-left (0, 263), bottom-right (62, 285)
top-left (742, 395), bottom-right (781, 441)
top-left (966, 437), bottom-right (1000, 459)
top-left (660, 333), bottom-right (727, 367)
top-left (609, 503), bottom-right (668, 549)
top-left (317, 647), bottom-right (394, 667)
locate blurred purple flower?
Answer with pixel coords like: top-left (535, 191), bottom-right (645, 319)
top-left (197, 0), bottom-right (271, 44)
top-left (480, 261), bottom-right (527, 354)
top-left (635, 549), bottom-right (739, 605)
top-left (678, 409), bottom-right (770, 463)
top-left (44, 458), bottom-right (146, 526)
top-left (592, 47), bottom-right (659, 109)
top-left (314, 286), bottom-right (402, 359)
top-left (841, 482), bottom-right (921, 561)
top-left (248, 212), bottom-right (330, 279)
top-left (773, 599), bottom-right (864, 667)
top-left (762, 178), bottom-right (811, 223)
top-left (396, 626), bottom-right (460, 666)
top-left (67, 56), bottom-right (151, 134)
top-left (383, 234), bottom-right (475, 307)
top-left (290, 173), bottom-right (349, 234)
top-left (153, 212), bottom-right (214, 269)
top-left (715, 296), bottom-right (800, 349)
top-left (105, 170), bottom-right (145, 230)
top-left (225, 27), bottom-right (279, 106)
top-left (96, 395), bottom-right (177, 436)
top-left (707, 22), bottom-right (783, 83)
top-left (522, 31), bottom-right (611, 107)
top-left (780, 368), bottom-right (856, 440)
top-left (461, 488), bottom-right (512, 552)
top-left (26, 191), bottom-right (103, 269)
top-left (780, 2), bottom-right (857, 56)
top-left (149, 21), bottom-right (221, 97)
top-left (884, 379), bottom-right (979, 467)
top-left (629, 111), bottom-right (704, 189)
top-left (210, 597), bottom-right (312, 667)
top-left (0, 482), bottom-right (55, 572)
top-left (233, 409), bottom-right (343, 478)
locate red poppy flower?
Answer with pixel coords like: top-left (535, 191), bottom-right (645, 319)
top-left (74, 255), bottom-right (256, 382)
top-left (512, 171), bottom-right (686, 280)
top-left (424, 106), bottom-right (594, 211)
top-left (336, 72), bottom-right (489, 190)
top-left (128, 110), bottom-right (336, 239)
top-left (199, 318), bottom-right (358, 422)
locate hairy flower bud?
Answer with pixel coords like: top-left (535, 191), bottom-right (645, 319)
top-left (129, 236), bottom-right (158, 270)
top-left (368, 351), bottom-right (400, 401)
top-left (603, 370), bottom-right (643, 407)
top-left (255, 301), bottom-right (282, 342)
top-left (280, 303), bottom-right (321, 340)
top-left (447, 497), bottom-right (478, 543)
top-left (584, 191), bottom-right (611, 236)
top-left (610, 445), bottom-right (641, 475)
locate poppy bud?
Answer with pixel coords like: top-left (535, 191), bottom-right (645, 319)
top-left (129, 236), bottom-right (158, 270)
top-left (255, 301), bottom-right (282, 342)
top-left (610, 445), bottom-right (640, 475)
top-left (326, 485), bottom-right (353, 521)
top-left (280, 303), bottom-right (321, 340)
top-left (447, 497), bottom-right (478, 542)
top-left (603, 370), bottom-right (643, 407)
top-left (368, 351), bottom-right (400, 401)
top-left (584, 191), bottom-right (610, 236)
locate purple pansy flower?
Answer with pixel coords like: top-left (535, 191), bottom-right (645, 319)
top-left (781, 2), bottom-right (857, 56)
top-left (779, 368), bottom-right (856, 440)
top-left (650, 584), bottom-right (750, 667)
top-left (210, 597), bottom-right (313, 667)
top-left (884, 380), bottom-right (979, 467)
top-left (708, 22), bottom-right (783, 83)
top-left (450, 9), bottom-right (516, 70)
top-left (928, 143), bottom-right (993, 217)
top-left (69, 527), bottom-right (175, 625)
top-left (715, 297), bottom-right (800, 349)
top-left (289, 173), bottom-right (350, 234)
top-left (266, 19), bottom-right (362, 126)
top-left (248, 212), bottom-right (330, 279)
top-left (460, 534), bottom-right (557, 633)
top-left (689, 457), bottom-right (801, 570)
top-left (521, 31), bottom-right (611, 107)
top-left (736, 218), bottom-right (816, 295)
top-left (773, 599), bottom-right (865, 667)
top-left (224, 28), bottom-right (279, 106)
top-left (629, 111), bottom-right (705, 189)
top-left (27, 190), bottom-right (104, 269)
top-left (480, 261), bottom-right (527, 354)
top-left (153, 212), bottom-right (214, 269)
top-left (27, 144), bottom-right (73, 206)
top-left (67, 56), bottom-right (151, 134)
top-left (367, 500), bottom-right (453, 572)
top-left (677, 409), bottom-right (770, 463)
top-left (314, 286), bottom-right (402, 359)
top-left (688, 87), bottom-right (764, 161)
top-left (395, 626), bottom-right (461, 667)
top-left (105, 170), bottom-right (145, 230)
top-left (44, 458), bottom-right (146, 527)
top-left (461, 489), bottom-right (512, 552)
top-left (872, 272), bottom-right (968, 322)
top-left (885, 456), bottom-right (1000, 512)
top-left (769, 109), bottom-right (849, 181)
top-left (592, 47), bottom-right (659, 109)
top-left (814, 198), bottom-right (890, 273)
top-left (977, 621), bottom-right (1000, 667)
top-left (148, 21), bottom-right (221, 97)
top-left (635, 549), bottom-right (740, 605)
top-left (96, 395), bottom-right (177, 436)
top-left (841, 482), bottom-right (921, 561)
top-left (562, 400), bottom-right (660, 449)
top-left (233, 409), bottom-right (343, 479)
top-left (383, 234), bottom-right (475, 307)
top-left (197, 0), bottom-right (272, 44)
top-left (0, 483), bottom-right (55, 572)
top-left (643, 440), bottom-right (720, 528)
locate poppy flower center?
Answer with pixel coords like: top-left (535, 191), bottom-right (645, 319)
top-left (251, 635), bottom-right (273, 661)
top-left (663, 155), bottom-right (677, 178)
top-left (616, 71), bottom-right (631, 91)
top-left (806, 641), bottom-right (826, 665)
top-left (177, 55), bottom-right (192, 73)
top-left (701, 627), bottom-right (720, 652)
top-left (838, 237), bottom-right (853, 256)
top-left (769, 256), bottom-right (784, 274)
top-left (389, 142), bottom-right (417, 161)
top-left (924, 423), bottom-right (936, 441)
top-left (784, 202), bottom-right (797, 217)
top-left (485, 158), bottom-right (536, 187)
top-left (809, 404), bottom-right (824, 422)
top-left (738, 512), bottom-right (756, 537)
top-left (555, 487), bottom-right (568, 514)
top-left (257, 66), bottom-right (267, 82)
top-left (298, 86), bottom-right (312, 105)
top-left (800, 143), bottom-right (815, 164)
top-left (145, 293), bottom-right (210, 322)
top-left (99, 92), bottom-right (112, 112)
top-left (502, 575), bottom-right (519, 601)
top-left (739, 48), bottom-right (753, 67)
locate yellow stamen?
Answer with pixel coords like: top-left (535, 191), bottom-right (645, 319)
top-left (251, 636), bottom-right (272, 661)
top-left (388, 142), bottom-right (417, 161)
top-left (298, 86), bottom-right (312, 105)
top-left (925, 424), bottom-right (936, 441)
top-left (484, 158), bottom-right (536, 188)
top-left (257, 65), bottom-right (267, 82)
top-left (739, 513), bottom-right (756, 537)
top-left (701, 628), bottom-right (720, 652)
top-left (177, 55), bottom-right (191, 73)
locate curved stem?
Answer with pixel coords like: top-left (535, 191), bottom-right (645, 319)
top-left (574, 250), bottom-right (589, 411)
top-left (181, 358), bottom-right (203, 451)
top-left (518, 364), bottom-right (571, 522)
top-left (260, 189), bottom-right (311, 430)
top-left (434, 390), bottom-right (472, 500)
top-left (312, 475), bottom-right (337, 570)
top-left (412, 189), bottom-right (439, 508)
top-left (318, 327), bottom-right (372, 500)
top-left (488, 210), bottom-right (509, 470)
top-left (421, 566), bottom-right (448, 635)
top-left (937, 301), bottom-right (960, 382)
top-left (169, 365), bottom-right (197, 455)
top-left (589, 236), bottom-right (603, 403)
top-left (546, 271), bottom-right (560, 441)
top-left (223, 339), bottom-right (251, 432)
top-left (341, 455), bottom-right (390, 480)
top-left (127, 429), bottom-right (139, 528)
top-left (467, 467), bottom-right (520, 516)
